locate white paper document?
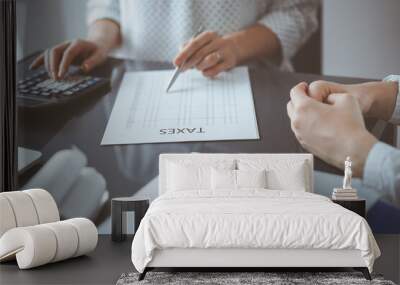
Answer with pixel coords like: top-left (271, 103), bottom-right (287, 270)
top-left (101, 67), bottom-right (259, 145)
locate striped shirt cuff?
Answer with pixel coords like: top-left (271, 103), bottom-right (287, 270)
top-left (383, 75), bottom-right (400, 124)
top-left (87, 0), bottom-right (120, 25)
top-left (362, 142), bottom-right (398, 196)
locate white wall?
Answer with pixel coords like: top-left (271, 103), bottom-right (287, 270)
top-left (323, 0), bottom-right (400, 79)
top-left (17, 0), bottom-right (87, 60)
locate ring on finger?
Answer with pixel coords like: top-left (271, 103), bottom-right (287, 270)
top-left (44, 49), bottom-right (51, 76)
top-left (215, 51), bottom-right (223, 63)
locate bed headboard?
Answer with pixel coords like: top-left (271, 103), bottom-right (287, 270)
top-left (159, 153), bottom-right (314, 195)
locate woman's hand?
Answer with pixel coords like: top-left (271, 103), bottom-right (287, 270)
top-left (173, 31), bottom-right (241, 78)
top-left (30, 19), bottom-right (121, 80)
top-left (30, 39), bottom-right (109, 80)
top-left (173, 24), bottom-right (281, 78)
top-left (287, 82), bottom-right (377, 177)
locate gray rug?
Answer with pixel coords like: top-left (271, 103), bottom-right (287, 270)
top-left (117, 272), bottom-right (396, 285)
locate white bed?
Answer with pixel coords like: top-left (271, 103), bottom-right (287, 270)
top-left (131, 153), bottom-right (380, 281)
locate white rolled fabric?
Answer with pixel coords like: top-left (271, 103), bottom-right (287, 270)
top-left (0, 189), bottom-right (59, 238)
top-left (0, 196), bottom-right (17, 237)
top-left (0, 218), bottom-right (98, 269)
top-left (0, 226), bottom-right (57, 267)
top-left (0, 191), bottom-right (39, 227)
top-left (64, 218), bottom-right (98, 257)
top-left (42, 222), bottom-right (79, 262)
top-left (23, 189), bottom-right (60, 224)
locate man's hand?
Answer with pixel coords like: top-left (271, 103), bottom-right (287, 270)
top-left (287, 82), bottom-right (378, 177)
top-left (173, 31), bottom-right (241, 78)
top-left (307, 80), bottom-right (398, 122)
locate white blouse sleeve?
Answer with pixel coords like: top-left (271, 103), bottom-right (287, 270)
top-left (258, 0), bottom-right (320, 62)
top-left (87, 0), bottom-right (121, 25)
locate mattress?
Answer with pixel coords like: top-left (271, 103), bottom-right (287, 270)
top-left (131, 189), bottom-right (380, 273)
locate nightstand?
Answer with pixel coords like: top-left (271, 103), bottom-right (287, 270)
top-left (332, 199), bottom-right (366, 218)
top-left (111, 197), bottom-right (149, 242)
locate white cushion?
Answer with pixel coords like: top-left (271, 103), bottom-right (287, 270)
top-left (0, 196), bottom-right (17, 237)
top-left (23, 189), bottom-right (60, 224)
top-left (0, 189), bottom-right (60, 238)
top-left (1, 191), bottom-right (39, 227)
top-left (166, 159), bottom-right (235, 191)
top-left (0, 218), bottom-right (97, 269)
top-left (238, 159), bottom-right (308, 191)
top-left (236, 169), bottom-right (267, 189)
top-left (211, 169), bottom-right (236, 190)
top-left (211, 169), bottom-right (268, 190)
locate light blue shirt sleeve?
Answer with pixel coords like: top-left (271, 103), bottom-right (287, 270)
top-left (363, 142), bottom-right (400, 207)
top-left (384, 75), bottom-right (400, 124)
top-left (361, 75), bottom-right (400, 207)
top-left (87, 0), bottom-right (120, 25)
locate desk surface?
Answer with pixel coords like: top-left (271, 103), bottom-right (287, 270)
top-left (0, 235), bottom-right (132, 285)
top-left (17, 58), bottom-right (395, 225)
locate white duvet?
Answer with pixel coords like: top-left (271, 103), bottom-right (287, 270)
top-left (131, 190), bottom-right (380, 273)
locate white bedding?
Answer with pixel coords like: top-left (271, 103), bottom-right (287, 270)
top-left (131, 190), bottom-right (380, 273)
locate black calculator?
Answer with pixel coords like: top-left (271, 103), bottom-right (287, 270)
top-left (17, 68), bottom-right (111, 108)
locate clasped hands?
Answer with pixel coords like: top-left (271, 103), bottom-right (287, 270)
top-left (287, 80), bottom-right (398, 177)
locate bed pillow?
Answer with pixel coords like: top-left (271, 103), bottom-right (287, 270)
top-left (236, 169), bottom-right (267, 189)
top-left (211, 168), bottom-right (236, 190)
top-left (237, 159), bottom-right (308, 191)
top-left (211, 169), bottom-right (268, 190)
top-left (166, 160), bottom-right (235, 191)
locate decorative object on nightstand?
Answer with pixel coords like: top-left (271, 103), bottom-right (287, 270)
top-left (332, 199), bottom-right (366, 218)
top-left (332, 156), bottom-right (358, 200)
top-left (111, 197), bottom-right (149, 242)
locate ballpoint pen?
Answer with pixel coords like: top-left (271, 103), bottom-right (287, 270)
top-left (166, 26), bottom-right (204, 92)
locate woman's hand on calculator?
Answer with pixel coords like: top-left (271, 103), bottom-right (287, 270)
top-left (30, 39), bottom-right (108, 80)
top-left (30, 19), bottom-right (121, 80)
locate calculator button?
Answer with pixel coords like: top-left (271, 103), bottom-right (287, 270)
top-left (63, 91), bottom-right (74, 96)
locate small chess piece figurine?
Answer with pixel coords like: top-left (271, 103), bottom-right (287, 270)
top-left (343, 156), bottom-right (352, 190)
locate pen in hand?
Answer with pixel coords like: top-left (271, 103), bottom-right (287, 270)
top-left (166, 26), bottom-right (204, 92)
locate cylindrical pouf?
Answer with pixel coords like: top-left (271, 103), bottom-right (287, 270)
top-left (0, 196), bottom-right (17, 237)
top-left (0, 191), bottom-right (39, 227)
top-left (23, 189), bottom-right (59, 224)
top-left (0, 218), bottom-right (98, 269)
top-left (42, 221), bottom-right (79, 262)
top-left (64, 218), bottom-right (98, 257)
top-left (0, 226), bottom-right (57, 268)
